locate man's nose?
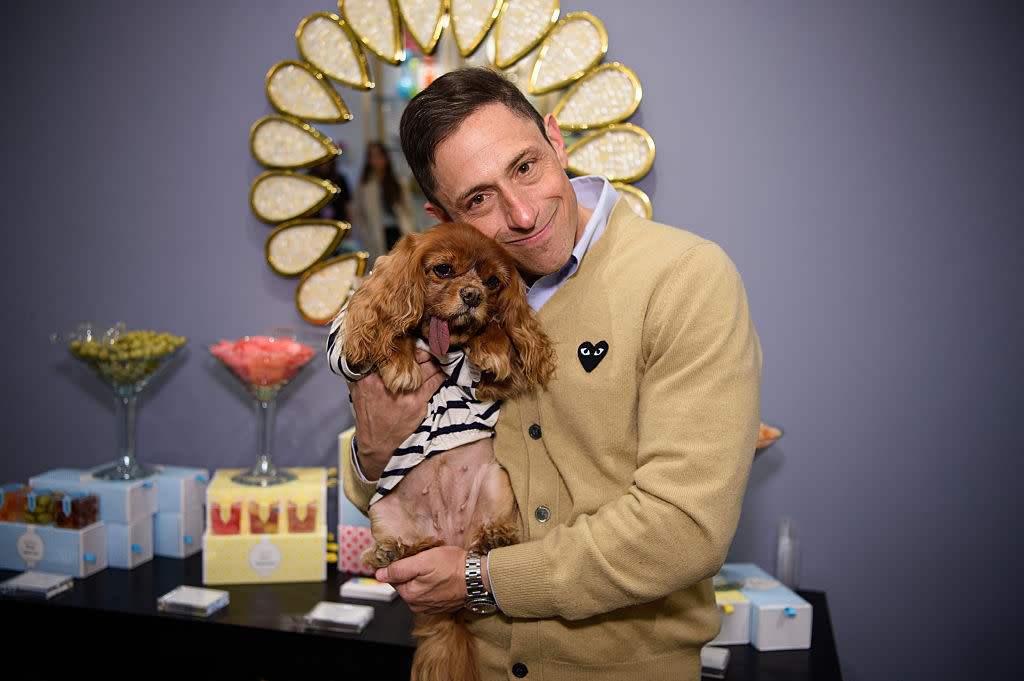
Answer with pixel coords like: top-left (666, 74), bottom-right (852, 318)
top-left (460, 286), bottom-right (483, 307)
top-left (505, 189), bottom-right (537, 230)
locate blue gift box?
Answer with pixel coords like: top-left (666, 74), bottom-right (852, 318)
top-left (30, 469), bottom-right (157, 524)
top-left (154, 507), bottom-right (203, 558)
top-left (106, 515), bottom-right (153, 569)
top-left (152, 465), bottom-right (209, 514)
top-left (0, 520), bottom-right (107, 577)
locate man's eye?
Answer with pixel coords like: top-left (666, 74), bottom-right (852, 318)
top-left (469, 194), bottom-right (485, 207)
top-left (433, 264), bottom-right (454, 278)
top-left (483, 276), bottom-right (500, 290)
top-left (517, 161), bottom-right (533, 174)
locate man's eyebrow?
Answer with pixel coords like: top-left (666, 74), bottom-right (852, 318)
top-left (454, 148), bottom-right (532, 206)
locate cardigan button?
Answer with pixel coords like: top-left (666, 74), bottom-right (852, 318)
top-left (528, 424), bottom-right (542, 439)
top-left (534, 506), bottom-right (550, 523)
top-left (512, 662), bottom-right (529, 677)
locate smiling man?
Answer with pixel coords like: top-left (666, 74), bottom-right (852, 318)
top-left (339, 67), bottom-right (763, 681)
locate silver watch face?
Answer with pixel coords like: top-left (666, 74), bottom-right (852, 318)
top-left (467, 599), bottom-right (498, 615)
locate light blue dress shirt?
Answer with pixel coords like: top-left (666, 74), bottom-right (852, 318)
top-left (526, 175), bottom-right (620, 311)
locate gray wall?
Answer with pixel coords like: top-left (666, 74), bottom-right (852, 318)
top-left (3, 2), bottom-right (1021, 679)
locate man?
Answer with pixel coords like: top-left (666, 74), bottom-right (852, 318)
top-left (341, 67), bottom-right (762, 680)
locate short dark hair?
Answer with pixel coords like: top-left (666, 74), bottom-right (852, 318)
top-left (399, 67), bottom-right (548, 211)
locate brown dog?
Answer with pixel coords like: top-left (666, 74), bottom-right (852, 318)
top-left (331, 222), bottom-right (555, 681)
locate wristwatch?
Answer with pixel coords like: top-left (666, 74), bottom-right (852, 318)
top-left (465, 551), bottom-right (498, 615)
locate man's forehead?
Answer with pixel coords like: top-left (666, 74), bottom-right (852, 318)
top-left (434, 112), bottom-right (546, 189)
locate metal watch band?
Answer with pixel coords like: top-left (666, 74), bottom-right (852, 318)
top-left (465, 551), bottom-right (497, 614)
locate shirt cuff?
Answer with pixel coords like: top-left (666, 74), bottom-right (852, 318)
top-left (349, 434), bottom-right (378, 483)
top-left (338, 355), bottom-right (370, 382)
top-left (485, 553), bottom-right (501, 610)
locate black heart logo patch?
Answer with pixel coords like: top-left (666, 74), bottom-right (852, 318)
top-left (578, 340), bottom-right (608, 373)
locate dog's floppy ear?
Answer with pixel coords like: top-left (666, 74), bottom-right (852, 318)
top-left (495, 274), bottom-right (556, 389)
top-left (341, 235), bottom-right (425, 370)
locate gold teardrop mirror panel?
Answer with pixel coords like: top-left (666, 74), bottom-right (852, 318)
top-left (397, 0), bottom-right (447, 54)
top-left (266, 219), bottom-right (348, 276)
top-left (340, 0), bottom-right (405, 65)
top-left (612, 182), bottom-right (652, 219)
top-left (528, 11), bottom-right (607, 95)
top-left (296, 12), bottom-right (375, 89)
top-left (493, 0), bottom-right (560, 69)
top-left (250, 171), bottom-right (339, 224)
top-left (449, 0), bottom-right (503, 57)
top-left (266, 61), bottom-right (352, 122)
top-left (566, 123), bottom-right (655, 183)
top-left (250, 115), bottom-right (339, 169)
top-left (295, 253), bottom-right (369, 325)
top-left (551, 62), bottom-right (640, 130)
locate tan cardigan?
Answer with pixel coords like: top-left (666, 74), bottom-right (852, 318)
top-left (344, 200), bottom-right (762, 680)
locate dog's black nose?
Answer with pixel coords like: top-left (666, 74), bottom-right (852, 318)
top-left (460, 286), bottom-right (482, 307)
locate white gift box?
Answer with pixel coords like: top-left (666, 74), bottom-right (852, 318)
top-left (719, 563), bottom-right (812, 651)
top-left (709, 589), bottom-right (751, 645)
top-left (154, 507), bottom-right (203, 558)
top-left (0, 520), bottom-right (107, 577)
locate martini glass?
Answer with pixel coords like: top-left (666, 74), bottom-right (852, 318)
top-left (53, 321), bottom-right (187, 480)
top-left (208, 331), bottom-right (317, 486)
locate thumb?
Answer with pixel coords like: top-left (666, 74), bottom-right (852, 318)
top-left (376, 558), bottom-right (415, 584)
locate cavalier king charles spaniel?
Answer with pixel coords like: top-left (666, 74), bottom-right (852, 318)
top-left (329, 222), bottom-right (555, 681)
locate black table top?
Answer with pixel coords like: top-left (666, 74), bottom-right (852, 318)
top-left (1, 555), bottom-right (840, 680)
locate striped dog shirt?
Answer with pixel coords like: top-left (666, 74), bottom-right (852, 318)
top-left (327, 306), bottom-right (500, 505)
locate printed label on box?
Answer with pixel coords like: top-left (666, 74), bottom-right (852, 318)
top-left (248, 536), bottom-right (284, 577)
top-left (17, 527), bottom-right (46, 567)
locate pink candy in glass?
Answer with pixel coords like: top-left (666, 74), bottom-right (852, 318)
top-left (209, 335), bottom-right (316, 387)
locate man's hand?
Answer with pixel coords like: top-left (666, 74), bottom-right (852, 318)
top-left (348, 349), bottom-right (445, 480)
top-left (374, 546), bottom-right (469, 614)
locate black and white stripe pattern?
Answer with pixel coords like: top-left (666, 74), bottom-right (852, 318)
top-left (326, 306), bottom-right (500, 506)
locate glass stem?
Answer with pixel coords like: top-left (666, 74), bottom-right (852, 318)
top-left (115, 393), bottom-right (139, 477)
top-left (253, 398), bottom-right (277, 477)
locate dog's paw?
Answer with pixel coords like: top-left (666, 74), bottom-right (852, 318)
top-left (379, 358), bottom-right (424, 393)
top-left (475, 523), bottom-right (519, 552)
top-left (363, 542), bottom-right (402, 569)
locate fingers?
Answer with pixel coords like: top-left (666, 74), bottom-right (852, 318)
top-left (373, 547), bottom-right (468, 614)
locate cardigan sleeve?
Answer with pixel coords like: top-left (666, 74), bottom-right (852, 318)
top-left (487, 241), bottom-right (763, 620)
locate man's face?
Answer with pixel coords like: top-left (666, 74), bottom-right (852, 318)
top-left (425, 103), bottom-right (592, 285)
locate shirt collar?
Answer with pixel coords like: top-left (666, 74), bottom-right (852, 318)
top-left (527, 175), bottom-right (618, 310)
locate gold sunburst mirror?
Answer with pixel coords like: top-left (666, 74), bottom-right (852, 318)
top-left (251, 0), bottom-right (656, 325)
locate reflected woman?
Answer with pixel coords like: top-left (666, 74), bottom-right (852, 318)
top-left (354, 141), bottom-right (417, 265)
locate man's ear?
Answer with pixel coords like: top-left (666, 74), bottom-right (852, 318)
top-left (544, 113), bottom-right (569, 170)
top-left (424, 202), bottom-right (451, 222)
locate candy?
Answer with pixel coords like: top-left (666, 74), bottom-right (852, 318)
top-left (210, 501), bottom-right (242, 535)
top-left (248, 500), bottom-right (280, 534)
top-left (54, 491), bottom-right (100, 529)
top-left (0, 484), bottom-right (26, 522)
top-left (22, 488), bottom-right (58, 524)
top-left (287, 500), bottom-right (318, 533)
top-left (209, 335), bottom-right (315, 387)
top-left (69, 329), bottom-right (186, 386)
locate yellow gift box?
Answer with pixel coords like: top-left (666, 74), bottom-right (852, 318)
top-left (202, 468), bottom-right (326, 585)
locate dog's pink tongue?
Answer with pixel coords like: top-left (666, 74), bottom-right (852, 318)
top-left (429, 316), bottom-right (450, 355)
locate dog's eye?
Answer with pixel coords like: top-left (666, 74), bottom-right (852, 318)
top-left (483, 276), bottom-right (501, 290)
top-left (433, 264), bottom-right (454, 278)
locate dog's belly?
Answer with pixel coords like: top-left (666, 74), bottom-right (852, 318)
top-left (368, 439), bottom-right (516, 549)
